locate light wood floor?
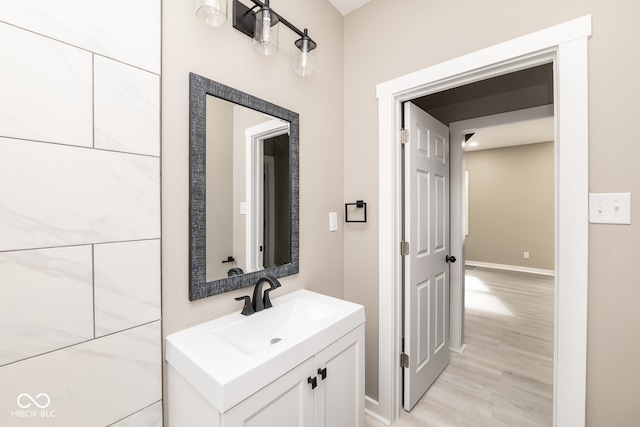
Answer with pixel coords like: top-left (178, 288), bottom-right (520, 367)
top-left (366, 266), bottom-right (554, 426)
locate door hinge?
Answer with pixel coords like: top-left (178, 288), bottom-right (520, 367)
top-left (401, 241), bottom-right (410, 256)
top-left (400, 352), bottom-right (409, 368)
top-left (400, 129), bottom-right (409, 144)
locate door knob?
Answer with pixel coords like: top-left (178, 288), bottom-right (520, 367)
top-left (446, 255), bottom-right (456, 263)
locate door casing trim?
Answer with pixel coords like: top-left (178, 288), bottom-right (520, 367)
top-left (371, 15), bottom-right (591, 426)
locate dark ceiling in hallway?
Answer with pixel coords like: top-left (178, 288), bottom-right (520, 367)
top-left (412, 63), bottom-right (554, 124)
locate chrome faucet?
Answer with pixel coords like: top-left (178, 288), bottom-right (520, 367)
top-left (234, 276), bottom-right (281, 316)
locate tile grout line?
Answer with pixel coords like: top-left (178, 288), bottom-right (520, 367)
top-left (92, 244), bottom-right (96, 339)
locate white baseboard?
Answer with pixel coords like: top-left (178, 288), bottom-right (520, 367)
top-left (449, 343), bottom-right (467, 354)
top-left (365, 396), bottom-right (391, 425)
top-left (466, 260), bottom-right (555, 276)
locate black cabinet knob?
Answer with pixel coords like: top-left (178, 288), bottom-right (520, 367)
top-left (307, 376), bottom-right (317, 389)
top-left (318, 367), bottom-right (327, 380)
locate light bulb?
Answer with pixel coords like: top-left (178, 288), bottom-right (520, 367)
top-left (196, 0), bottom-right (228, 28)
top-left (253, 7), bottom-right (279, 55)
top-left (293, 33), bottom-right (316, 77)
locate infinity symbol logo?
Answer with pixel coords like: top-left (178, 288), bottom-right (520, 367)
top-left (16, 393), bottom-right (50, 409)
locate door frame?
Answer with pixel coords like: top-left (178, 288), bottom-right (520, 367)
top-left (372, 16), bottom-right (591, 426)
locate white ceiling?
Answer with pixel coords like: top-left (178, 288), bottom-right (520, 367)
top-left (327, 0), bottom-right (371, 15)
top-left (465, 117), bottom-right (554, 152)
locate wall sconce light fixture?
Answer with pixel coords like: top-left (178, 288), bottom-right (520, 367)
top-left (197, 0), bottom-right (317, 77)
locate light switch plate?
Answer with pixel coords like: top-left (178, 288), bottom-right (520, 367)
top-left (329, 212), bottom-right (338, 231)
top-left (589, 193), bottom-right (631, 224)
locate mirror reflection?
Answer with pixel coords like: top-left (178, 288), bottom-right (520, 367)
top-left (206, 96), bottom-right (291, 281)
top-left (189, 72), bottom-right (299, 301)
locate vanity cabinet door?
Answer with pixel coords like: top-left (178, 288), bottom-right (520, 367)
top-left (222, 358), bottom-right (314, 427)
top-left (313, 325), bottom-right (365, 427)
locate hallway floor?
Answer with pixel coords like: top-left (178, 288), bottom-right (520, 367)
top-left (365, 266), bottom-right (554, 426)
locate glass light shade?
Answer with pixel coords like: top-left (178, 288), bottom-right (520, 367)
top-left (253, 8), bottom-right (279, 56)
top-left (196, 0), bottom-right (228, 28)
top-left (293, 37), bottom-right (316, 77)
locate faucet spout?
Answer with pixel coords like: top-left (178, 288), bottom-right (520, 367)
top-left (253, 276), bottom-right (281, 312)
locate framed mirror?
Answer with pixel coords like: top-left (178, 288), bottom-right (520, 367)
top-left (189, 72), bottom-right (299, 301)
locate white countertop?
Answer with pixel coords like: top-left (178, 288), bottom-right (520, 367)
top-left (165, 289), bottom-right (365, 413)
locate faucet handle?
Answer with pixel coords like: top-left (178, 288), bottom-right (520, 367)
top-left (234, 296), bottom-right (255, 316)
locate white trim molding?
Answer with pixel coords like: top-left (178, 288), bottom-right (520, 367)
top-left (372, 15), bottom-right (591, 426)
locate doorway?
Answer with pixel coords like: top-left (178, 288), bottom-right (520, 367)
top-left (459, 112), bottom-right (555, 423)
top-left (372, 16), bottom-right (590, 427)
top-left (401, 101), bottom-right (555, 413)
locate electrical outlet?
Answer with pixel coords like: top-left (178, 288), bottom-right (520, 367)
top-left (524, 252), bottom-right (530, 259)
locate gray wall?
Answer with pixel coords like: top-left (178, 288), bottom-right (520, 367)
top-left (466, 142), bottom-right (554, 271)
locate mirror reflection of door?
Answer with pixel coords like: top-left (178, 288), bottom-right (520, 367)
top-left (262, 134), bottom-right (290, 268)
top-left (246, 121), bottom-right (290, 272)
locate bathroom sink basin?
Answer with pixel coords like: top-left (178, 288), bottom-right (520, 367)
top-left (165, 289), bottom-right (365, 413)
top-left (213, 296), bottom-right (337, 355)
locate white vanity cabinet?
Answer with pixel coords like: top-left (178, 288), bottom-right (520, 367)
top-left (168, 325), bottom-right (365, 427)
top-left (223, 325), bottom-right (365, 427)
top-left (223, 358), bottom-right (314, 426)
top-left (313, 325), bottom-right (365, 427)
top-left (166, 290), bottom-right (366, 427)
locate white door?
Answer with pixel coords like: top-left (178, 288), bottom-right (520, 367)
top-left (402, 102), bottom-right (451, 411)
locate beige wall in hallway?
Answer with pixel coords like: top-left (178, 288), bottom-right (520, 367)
top-left (466, 142), bottom-right (554, 271)
top-left (343, 0), bottom-right (640, 424)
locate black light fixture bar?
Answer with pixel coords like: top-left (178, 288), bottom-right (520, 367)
top-left (232, 0), bottom-right (317, 51)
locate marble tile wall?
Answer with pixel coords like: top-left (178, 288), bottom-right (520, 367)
top-left (0, 0), bottom-right (160, 73)
top-left (0, 0), bottom-right (161, 425)
top-left (0, 322), bottom-right (162, 426)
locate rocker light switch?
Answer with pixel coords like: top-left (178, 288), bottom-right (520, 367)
top-left (329, 212), bottom-right (338, 231)
top-left (589, 193), bottom-right (631, 224)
